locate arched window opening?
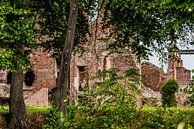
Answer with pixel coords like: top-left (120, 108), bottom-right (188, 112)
top-left (24, 69), bottom-right (35, 86)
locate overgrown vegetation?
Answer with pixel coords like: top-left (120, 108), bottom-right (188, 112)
top-left (0, 106), bottom-right (192, 128)
top-left (138, 107), bottom-right (193, 129)
top-left (44, 68), bottom-right (138, 129)
top-left (183, 70), bottom-right (194, 107)
top-left (184, 85), bottom-right (194, 107)
top-left (44, 105), bottom-right (194, 129)
top-left (43, 69), bottom-right (194, 129)
top-left (160, 79), bottom-right (179, 107)
top-left (0, 106), bottom-right (50, 113)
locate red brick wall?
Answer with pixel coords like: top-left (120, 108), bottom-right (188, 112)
top-left (70, 51), bottom-right (141, 98)
top-left (29, 48), bottom-right (56, 90)
top-left (23, 48), bottom-right (56, 105)
top-left (141, 63), bottom-right (167, 91)
top-left (0, 48), bottom-right (56, 105)
top-left (110, 53), bottom-right (139, 71)
top-left (24, 88), bottom-right (48, 106)
top-left (176, 67), bottom-right (191, 86)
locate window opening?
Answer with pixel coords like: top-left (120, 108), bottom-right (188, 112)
top-left (24, 69), bottom-right (35, 86)
top-left (6, 72), bottom-right (12, 84)
top-left (77, 66), bottom-right (88, 91)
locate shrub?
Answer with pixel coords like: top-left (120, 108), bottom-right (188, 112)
top-left (160, 79), bottom-right (179, 107)
top-left (43, 68), bottom-right (138, 129)
top-left (183, 85), bottom-right (194, 107)
top-left (43, 106), bottom-right (63, 129)
top-left (183, 70), bottom-right (194, 107)
top-left (138, 107), bottom-right (192, 129)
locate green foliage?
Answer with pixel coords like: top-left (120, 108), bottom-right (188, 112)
top-left (0, 0), bottom-right (95, 68)
top-left (183, 86), bottom-right (194, 107)
top-left (0, 106), bottom-right (192, 128)
top-left (43, 106), bottom-right (63, 129)
top-left (44, 106), bottom-right (194, 129)
top-left (32, 0), bottom-right (96, 62)
top-left (183, 69), bottom-right (194, 107)
top-left (138, 107), bottom-right (192, 129)
top-left (142, 97), bottom-right (159, 107)
top-left (104, 0), bottom-right (194, 60)
top-left (0, 106), bottom-right (50, 113)
top-left (161, 79), bottom-right (179, 107)
top-left (0, 1), bottom-right (37, 70)
top-left (44, 98), bottom-right (137, 129)
top-left (44, 68), bottom-right (138, 129)
top-left (44, 69), bottom-right (192, 128)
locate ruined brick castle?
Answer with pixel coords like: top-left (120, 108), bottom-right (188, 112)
top-left (0, 13), bottom-right (192, 106)
top-left (0, 44), bottom-right (192, 106)
top-left (0, 43), bottom-right (191, 106)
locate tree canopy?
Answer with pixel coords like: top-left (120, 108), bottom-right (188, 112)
top-left (0, 1), bottom-right (37, 70)
top-left (103, 0), bottom-right (194, 60)
top-left (30, 0), bottom-right (97, 62)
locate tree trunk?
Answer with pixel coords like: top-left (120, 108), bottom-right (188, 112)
top-left (53, 0), bottom-right (79, 114)
top-left (9, 66), bottom-right (26, 129)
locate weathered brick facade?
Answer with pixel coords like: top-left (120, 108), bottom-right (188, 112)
top-left (140, 54), bottom-right (191, 106)
top-left (141, 63), bottom-right (167, 91)
top-left (70, 50), bottom-right (141, 99)
top-left (176, 67), bottom-right (191, 87)
top-left (0, 47), bottom-right (191, 106)
top-left (0, 48), bottom-right (56, 106)
top-left (29, 48), bottom-right (56, 90)
top-left (141, 55), bottom-right (191, 92)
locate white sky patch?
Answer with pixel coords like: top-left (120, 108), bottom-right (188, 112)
top-left (149, 54), bottom-right (194, 76)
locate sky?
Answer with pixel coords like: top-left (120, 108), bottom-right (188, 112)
top-left (149, 54), bottom-right (194, 74)
top-left (149, 44), bottom-right (194, 73)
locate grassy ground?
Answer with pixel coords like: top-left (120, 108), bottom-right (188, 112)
top-left (0, 106), bottom-right (192, 128)
top-left (140, 106), bottom-right (194, 111)
top-left (0, 106), bottom-right (50, 128)
top-left (0, 105), bottom-right (193, 113)
top-left (140, 106), bottom-right (194, 119)
top-left (138, 106), bottom-right (194, 128)
top-left (0, 105), bottom-right (51, 113)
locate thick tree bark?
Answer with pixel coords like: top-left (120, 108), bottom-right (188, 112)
top-left (9, 66), bottom-right (26, 129)
top-left (53, 0), bottom-right (79, 114)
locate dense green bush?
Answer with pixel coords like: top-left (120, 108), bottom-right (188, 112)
top-left (43, 68), bottom-right (138, 129)
top-left (44, 70), bottom-right (193, 129)
top-left (183, 85), bottom-right (194, 107)
top-left (43, 106), bottom-right (63, 129)
top-left (44, 106), bottom-right (194, 129)
top-left (138, 107), bottom-right (192, 129)
top-left (160, 79), bottom-right (179, 107)
top-left (183, 70), bottom-right (194, 107)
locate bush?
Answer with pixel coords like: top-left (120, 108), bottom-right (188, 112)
top-left (138, 107), bottom-right (192, 129)
top-left (44, 98), bottom-right (137, 129)
top-left (43, 68), bottom-right (138, 129)
top-left (183, 85), bottom-right (194, 107)
top-left (44, 70), bottom-right (194, 129)
top-left (183, 70), bottom-right (194, 107)
top-left (43, 106), bottom-right (63, 129)
top-left (160, 79), bottom-right (179, 107)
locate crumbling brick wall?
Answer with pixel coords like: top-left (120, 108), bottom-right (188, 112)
top-left (24, 48), bottom-right (56, 105)
top-left (110, 53), bottom-right (139, 71)
top-left (167, 54), bottom-right (191, 87)
top-left (0, 48), bottom-right (56, 106)
top-left (29, 48), bottom-right (56, 90)
top-left (176, 67), bottom-right (191, 87)
top-left (24, 88), bottom-right (48, 106)
top-left (70, 50), bottom-right (141, 100)
top-left (141, 63), bottom-right (167, 91)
